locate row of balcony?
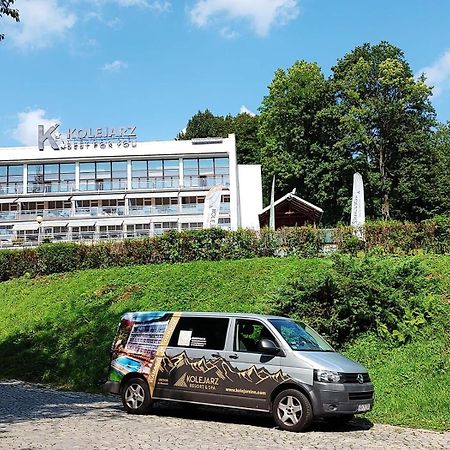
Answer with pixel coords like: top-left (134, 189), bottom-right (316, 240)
top-left (0, 175), bottom-right (230, 195)
top-left (0, 203), bottom-right (230, 221)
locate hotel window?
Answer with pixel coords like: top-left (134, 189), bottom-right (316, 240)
top-left (79, 161), bottom-right (127, 191)
top-left (181, 222), bottom-right (203, 230)
top-left (183, 157), bottom-right (229, 187)
top-left (126, 223), bottom-right (150, 237)
top-left (99, 225), bottom-right (123, 239)
top-left (131, 159), bottom-right (179, 189)
top-left (181, 196), bottom-right (204, 213)
top-left (27, 163), bottom-right (75, 193)
top-left (218, 217), bottom-right (231, 229)
top-left (0, 224), bottom-right (13, 238)
top-left (154, 221), bottom-right (177, 235)
top-left (0, 164), bottom-right (23, 194)
top-left (71, 225), bottom-right (95, 241)
top-left (221, 194), bottom-right (230, 212)
top-left (0, 202), bottom-right (17, 221)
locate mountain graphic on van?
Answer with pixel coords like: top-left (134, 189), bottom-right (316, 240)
top-left (159, 352), bottom-right (291, 386)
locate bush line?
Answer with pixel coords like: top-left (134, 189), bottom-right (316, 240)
top-left (1, 217), bottom-right (450, 282)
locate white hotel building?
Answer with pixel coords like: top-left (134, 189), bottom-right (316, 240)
top-left (0, 133), bottom-right (262, 247)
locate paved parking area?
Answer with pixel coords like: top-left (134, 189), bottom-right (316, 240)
top-left (1, 381), bottom-right (449, 449)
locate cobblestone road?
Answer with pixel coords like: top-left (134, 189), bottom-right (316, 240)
top-left (1, 381), bottom-right (449, 449)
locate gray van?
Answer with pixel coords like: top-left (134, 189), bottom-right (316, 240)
top-left (104, 312), bottom-right (374, 432)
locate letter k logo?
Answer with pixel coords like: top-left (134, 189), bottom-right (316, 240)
top-left (38, 124), bottom-right (60, 151)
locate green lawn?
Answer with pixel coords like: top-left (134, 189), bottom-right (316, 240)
top-left (0, 255), bottom-right (448, 431)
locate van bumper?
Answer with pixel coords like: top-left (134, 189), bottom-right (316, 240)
top-left (311, 381), bottom-right (374, 416)
top-left (103, 381), bottom-right (121, 395)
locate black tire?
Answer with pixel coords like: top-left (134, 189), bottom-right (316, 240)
top-left (121, 377), bottom-right (152, 414)
top-left (272, 389), bottom-right (313, 432)
top-left (325, 414), bottom-right (354, 426)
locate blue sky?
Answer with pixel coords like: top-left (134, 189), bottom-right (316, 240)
top-left (1, 0), bottom-right (450, 147)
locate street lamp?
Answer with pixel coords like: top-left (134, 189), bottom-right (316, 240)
top-left (36, 215), bottom-right (43, 245)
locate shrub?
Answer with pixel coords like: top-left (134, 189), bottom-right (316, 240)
top-left (271, 255), bottom-right (436, 347)
top-left (2, 217), bottom-right (450, 282)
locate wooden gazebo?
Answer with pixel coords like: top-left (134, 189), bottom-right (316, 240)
top-left (259, 192), bottom-right (323, 229)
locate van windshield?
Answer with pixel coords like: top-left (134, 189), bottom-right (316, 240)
top-left (268, 319), bottom-right (334, 352)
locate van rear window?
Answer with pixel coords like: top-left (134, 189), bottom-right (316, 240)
top-left (169, 317), bottom-right (229, 350)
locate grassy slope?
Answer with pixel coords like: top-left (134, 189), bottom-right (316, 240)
top-left (0, 255), bottom-right (448, 431)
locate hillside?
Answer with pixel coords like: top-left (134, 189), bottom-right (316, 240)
top-left (0, 255), bottom-right (448, 431)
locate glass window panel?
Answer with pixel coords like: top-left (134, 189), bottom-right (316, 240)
top-left (163, 160), bottom-right (179, 178)
top-left (148, 160), bottom-right (163, 176)
top-left (27, 164), bottom-right (43, 176)
top-left (199, 158), bottom-right (214, 175)
top-left (132, 160), bottom-right (147, 171)
top-left (169, 317), bottom-right (229, 350)
top-left (60, 163), bottom-right (75, 174)
top-left (80, 163), bottom-right (95, 173)
top-left (183, 159), bottom-right (198, 175)
top-left (9, 165), bottom-right (23, 176)
top-left (112, 161), bottom-right (127, 172)
top-left (96, 161), bottom-right (111, 173)
top-left (44, 164), bottom-right (59, 175)
top-left (0, 166), bottom-right (7, 177)
top-left (214, 158), bottom-right (229, 168)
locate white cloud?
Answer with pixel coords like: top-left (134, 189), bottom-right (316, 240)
top-left (417, 49), bottom-right (450, 96)
top-left (115, 0), bottom-right (171, 11)
top-left (102, 60), bottom-right (129, 72)
top-left (240, 105), bottom-right (255, 116)
top-left (220, 26), bottom-right (238, 39)
top-left (86, 11), bottom-right (121, 28)
top-left (8, 0), bottom-right (76, 50)
top-left (189, 0), bottom-right (299, 37)
top-left (11, 109), bottom-right (60, 146)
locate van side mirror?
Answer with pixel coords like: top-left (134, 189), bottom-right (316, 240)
top-left (258, 338), bottom-right (280, 355)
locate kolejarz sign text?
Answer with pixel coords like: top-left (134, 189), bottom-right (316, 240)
top-left (38, 124), bottom-right (137, 151)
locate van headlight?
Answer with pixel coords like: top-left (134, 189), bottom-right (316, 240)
top-left (314, 370), bottom-right (341, 383)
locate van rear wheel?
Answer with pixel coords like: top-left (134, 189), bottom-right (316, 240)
top-left (272, 389), bottom-right (313, 432)
top-left (121, 378), bottom-right (152, 414)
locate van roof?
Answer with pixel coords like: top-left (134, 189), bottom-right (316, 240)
top-left (120, 311), bottom-right (290, 321)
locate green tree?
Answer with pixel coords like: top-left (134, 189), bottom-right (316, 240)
top-left (1, 0), bottom-right (19, 41)
top-left (178, 109), bottom-right (260, 165)
top-left (258, 60), bottom-right (352, 224)
top-left (330, 42), bottom-right (436, 220)
top-left (427, 122), bottom-right (450, 216)
top-left (177, 109), bottom-right (231, 140)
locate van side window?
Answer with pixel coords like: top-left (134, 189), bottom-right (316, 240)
top-left (169, 317), bottom-right (229, 350)
top-left (234, 319), bottom-right (277, 353)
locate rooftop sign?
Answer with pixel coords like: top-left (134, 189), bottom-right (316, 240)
top-left (38, 124), bottom-right (137, 151)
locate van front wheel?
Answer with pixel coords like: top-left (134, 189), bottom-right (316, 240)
top-left (121, 378), bottom-right (152, 414)
top-left (272, 389), bottom-right (313, 432)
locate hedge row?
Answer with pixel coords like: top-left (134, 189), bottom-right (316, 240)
top-left (1, 217), bottom-right (450, 282)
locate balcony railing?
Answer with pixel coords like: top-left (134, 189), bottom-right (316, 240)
top-left (0, 211), bottom-right (18, 220)
top-left (180, 204), bottom-right (204, 214)
top-left (79, 180), bottom-right (128, 192)
top-left (27, 182), bottom-right (75, 194)
top-left (74, 206), bottom-right (125, 217)
top-left (129, 205), bottom-right (178, 216)
top-left (183, 175), bottom-right (230, 188)
top-left (132, 177), bottom-right (180, 190)
top-left (20, 209), bottom-right (71, 219)
top-left (0, 184), bottom-right (23, 195)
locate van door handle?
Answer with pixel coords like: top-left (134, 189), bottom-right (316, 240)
top-left (229, 354), bottom-right (239, 359)
top-left (211, 353), bottom-right (221, 358)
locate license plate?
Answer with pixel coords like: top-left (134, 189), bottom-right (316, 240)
top-left (357, 404), bottom-right (370, 412)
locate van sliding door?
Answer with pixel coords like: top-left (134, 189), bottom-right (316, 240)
top-left (153, 316), bottom-right (229, 406)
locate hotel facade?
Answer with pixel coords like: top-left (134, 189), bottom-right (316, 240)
top-left (0, 130), bottom-right (262, 247)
